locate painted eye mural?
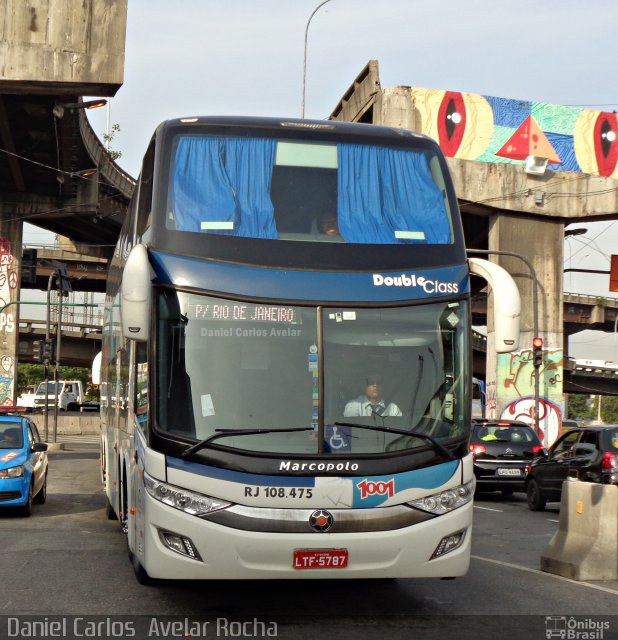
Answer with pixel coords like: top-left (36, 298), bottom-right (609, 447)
top-left (411, 88), bottom-right (493, 159)
top-left (437, 91), bottom-right (466, 157)
top-left (574, 109), bottom-right (618, 178)
top-left (409, 86), bottom-right (617, 179)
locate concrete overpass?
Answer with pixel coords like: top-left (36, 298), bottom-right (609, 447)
top-left (0, 0), bottom-right (131, 405)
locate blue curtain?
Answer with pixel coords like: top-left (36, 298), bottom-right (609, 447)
top-left (337, 144), bottom-right (451, 244)
top-left (171, 136), bottom-right (277, 238)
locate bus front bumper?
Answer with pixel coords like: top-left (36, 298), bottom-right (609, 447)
top-left (133, 493), bottom-right (472, 580)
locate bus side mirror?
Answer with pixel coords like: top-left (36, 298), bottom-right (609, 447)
top-left (92, 351), bottom-right (102, 385)
top-left (121, 244), bottom-right (152, 342)
top-left (468, 257), bottom-right (521, 353)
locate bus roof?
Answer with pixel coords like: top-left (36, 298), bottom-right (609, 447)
top-left (153, 115), bottom-right (439, 147)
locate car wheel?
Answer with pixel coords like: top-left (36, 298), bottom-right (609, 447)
top-left (20, 483), bottom-right (33, 517)
top-left (527, 479), bottom-right (547, 511)
top-left (33, 471), bottom-right (47, 504)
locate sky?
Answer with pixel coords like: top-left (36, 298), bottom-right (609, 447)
top-left (28, 0), bottom-right (618, 361)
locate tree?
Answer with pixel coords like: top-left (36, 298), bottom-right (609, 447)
top-left (102, 123), bottom-right (122, 161)
top-left (600, 396), bottom-right (618, 423)
top-left (566, 394), bottom-right (592, 420)
top-left (16, 364), bottom-right (44, 395)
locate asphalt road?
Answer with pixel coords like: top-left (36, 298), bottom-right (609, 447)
top-left (1, 445), bottom-right (617, 640)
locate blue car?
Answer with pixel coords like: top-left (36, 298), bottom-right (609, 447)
top-left (0, 414), bottom-right (48, 516)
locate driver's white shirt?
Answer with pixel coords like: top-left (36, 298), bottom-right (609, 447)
top-left (343, 395), bottom-right (402, 417)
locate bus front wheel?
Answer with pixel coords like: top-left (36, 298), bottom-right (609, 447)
top-left (130, 550), bottom-right (153, 585)
top-left (105, 495), bottom-right (117, 520)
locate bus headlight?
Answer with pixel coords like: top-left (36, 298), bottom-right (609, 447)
top-left (143, 470), bottom-right (231, 516)
top-left (407, 481), bottom-right (474, 515)
top-left (0, 465), bottom-right (24, 479)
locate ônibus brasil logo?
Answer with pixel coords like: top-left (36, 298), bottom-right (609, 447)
top-left (373, 273), bottom-right (459, 294)
top-left (357, 478), bottom-right (395, 500)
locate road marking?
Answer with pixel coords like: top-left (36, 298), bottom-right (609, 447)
top-left (474, 505), bottom-right (503, 512)
top-left (547, 519), bottom-right (560, 523)
top-left (472, 555), bottom-right (618, 595)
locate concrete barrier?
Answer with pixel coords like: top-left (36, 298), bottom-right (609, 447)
top-left (28, 413), bottom-right (101, 437)
top-left (541, 479), bottom-right (618, 581)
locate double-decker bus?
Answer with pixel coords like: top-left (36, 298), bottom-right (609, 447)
top-left (96, 116), bottom-right (520, 583)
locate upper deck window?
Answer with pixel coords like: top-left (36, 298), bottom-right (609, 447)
top-left (167, 136), bottom-right (453, 245)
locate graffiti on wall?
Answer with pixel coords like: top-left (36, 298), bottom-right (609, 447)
top-left (0, 237), bottom-right (18, 405)
top-left (411, 88), bottom-right (618, 178)
top-left (501, 395), bottom-right (562, 446)
top-left (502, 346), bottom-right (563, 396)
top-left (495, 347), bottom-right (564, 445)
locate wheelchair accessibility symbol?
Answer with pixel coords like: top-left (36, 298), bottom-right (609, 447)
top-left (325, 425), bottom-right (352, 452)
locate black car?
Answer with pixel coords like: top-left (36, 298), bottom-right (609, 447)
top-left (469, 419), bottom-right (546, 495)
top-left (525, 425), bottom-right (618, 511)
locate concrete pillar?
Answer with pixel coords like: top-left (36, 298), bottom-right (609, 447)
top-left (0, 208), bottom-right (23, 406)
top-left (485, 214), bottom-right (564, 446)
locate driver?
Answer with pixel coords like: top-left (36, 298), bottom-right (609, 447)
top-left (343, 374), bottom-right (402, 417)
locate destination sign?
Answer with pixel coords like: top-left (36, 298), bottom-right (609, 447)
top-left (191, 302), bottom-right (300, 324)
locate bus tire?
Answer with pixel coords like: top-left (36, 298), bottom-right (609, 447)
top-left (130, 551), bottom-right (153, 585)
top-left (105, 496), bottom-right (118, 520)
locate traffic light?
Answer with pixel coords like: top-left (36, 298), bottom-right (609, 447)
top-left (532, 337), bottom-right (543, 368)
top-left (21, 248), bottom-right (37, 286)
top-left (43, 338), bottom-right (55, 363)
top-left (32, 340), bottom-right (43, 362)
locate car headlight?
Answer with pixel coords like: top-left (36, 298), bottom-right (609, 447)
top-left (143, 470), bottom-right (231, 517)
top-left (0, 465), bottom-right (24, 479)
top-left (408, 481), bottom-right (474, 515)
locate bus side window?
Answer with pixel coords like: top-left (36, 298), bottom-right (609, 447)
top-left (135, 342), bottom-right (149, 434)
top-left (136, 139), bottom-right (155, 243)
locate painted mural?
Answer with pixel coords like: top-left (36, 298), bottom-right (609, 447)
top-left (411, 88), bottom-right (618, 178)
top-left (495, 346), bottom-right (564, 446)
top-left (409, 87), bottom-right (616, 443)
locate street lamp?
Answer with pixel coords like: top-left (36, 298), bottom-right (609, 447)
top-left (52, 98), bottom-right (107, 119)
top-left (565, 227), bottom-right (588, 238)
top-left (301, 0), bottom-right (332, 119)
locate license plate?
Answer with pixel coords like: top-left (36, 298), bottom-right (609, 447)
top-left (293, 549), bottom-right (348, 569)
top-left (497, 468), bottom-right (521, 476)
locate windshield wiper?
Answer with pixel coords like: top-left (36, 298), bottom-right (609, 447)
top-left (334, 421), bottom-right (455, 460)
top-left (181, 427), bottom-right (314, 458)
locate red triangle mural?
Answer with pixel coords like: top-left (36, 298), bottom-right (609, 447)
top-left (496, 115), bottom-right (562, 164)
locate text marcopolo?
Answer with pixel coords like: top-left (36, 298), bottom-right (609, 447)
top-left (373, 273), bottom-right (459, 294)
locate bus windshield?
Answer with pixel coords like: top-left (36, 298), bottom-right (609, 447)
top-left (156, 289), bottom-right (469, 455)
top-left (166, 135), bottom-right (454, 246)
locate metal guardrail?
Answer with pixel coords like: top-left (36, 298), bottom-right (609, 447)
top-left (564, 292), bottom-right (618, 308)
top-left (19, 318), bottom-right (102, 335)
